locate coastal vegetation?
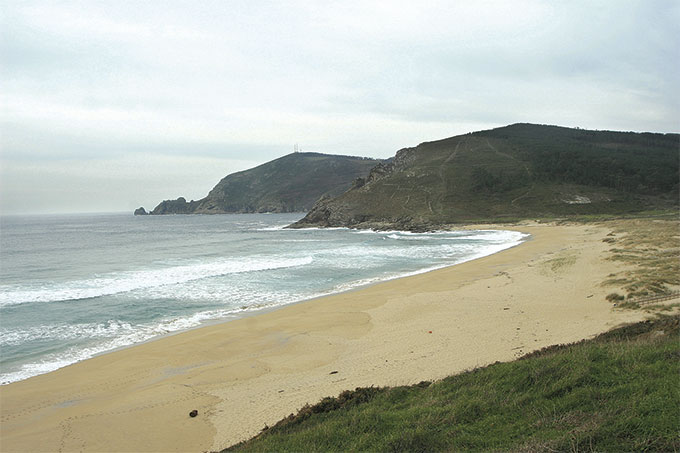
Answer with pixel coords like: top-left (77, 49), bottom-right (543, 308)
top-left (481, 124), bottom-right (677, 195)
top-left (138, 124), bottom-right (678, 225)
top-left (601, 218), bottom-right (680, 303)
top-left (140, 152), bottom-right (380, 215)
top-left (291, 124), bottom-right (678, 230)
top-left (226, 315), bottom-right (680, 452)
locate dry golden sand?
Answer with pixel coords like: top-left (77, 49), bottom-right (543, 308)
top-left (0, 223), bottom-right (649, 452)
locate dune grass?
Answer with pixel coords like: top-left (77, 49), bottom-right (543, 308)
top-left (225, 315), bottom-right (679, 452)
top-left (601, 218), bottom-right (679, 302)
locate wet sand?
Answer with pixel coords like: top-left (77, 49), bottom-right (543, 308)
top-left (0, 222), bottom-right (647, 452)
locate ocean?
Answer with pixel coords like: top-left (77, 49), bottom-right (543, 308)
top-left (0, 212), bottom-right (528, 384)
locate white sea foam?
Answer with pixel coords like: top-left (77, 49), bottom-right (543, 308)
top-left (0, 298), bottom-right (303, 384)
top-left (0, 255), bottom-right (313, 307)
top-left (0, 214), bottom-right (530, 385)
top-left (255, 225), bottom-right (287, 231)
top-left (323, 232), bottom-right (529, 293)
top-left (0, 320), bottom-right (136, 346)
top-left (291, 226), bottom-right (349, 231)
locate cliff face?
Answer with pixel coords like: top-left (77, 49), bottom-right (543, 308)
top-left (141, 152), bottom-right (381, 215)
top-left (290, 124), bottom-right (679, 230)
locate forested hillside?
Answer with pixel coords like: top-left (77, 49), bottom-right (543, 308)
top-left (291, 124), bottom-right (678, 230)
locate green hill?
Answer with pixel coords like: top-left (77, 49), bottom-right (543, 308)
top-left (291, 124), bottom-right (679, 230)
top-left (143, 152), bottom-right (381, 215)
top-left (226, 315), bottom-right (680, 452)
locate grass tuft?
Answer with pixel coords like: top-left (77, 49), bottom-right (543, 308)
top-left (606, 292), bottom-right (625, 302)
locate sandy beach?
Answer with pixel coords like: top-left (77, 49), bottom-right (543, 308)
top-left (0, 222), bottom-right (649, 452)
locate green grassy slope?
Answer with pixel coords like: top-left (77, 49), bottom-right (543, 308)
top-left (226, 315), bottom-right (680, 452)
top-left (149, 153), bottom-right (381, 214)
top-left (291, 124), bottom-right (679, 229)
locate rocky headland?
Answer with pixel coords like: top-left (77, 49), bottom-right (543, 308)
top-left (290, 123), bottom-right (679, 230)
top-left (137, 152), bottom-right (381, 215)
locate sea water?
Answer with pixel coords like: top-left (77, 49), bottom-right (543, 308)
top-left (0, 212), bottom-right (528, 384)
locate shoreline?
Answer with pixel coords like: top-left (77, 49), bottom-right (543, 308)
top-left (0, 222), bottom-right (648, 452)
top-left (1, 226), bottom-right (527, 386)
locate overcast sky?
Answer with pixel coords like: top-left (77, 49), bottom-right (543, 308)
top-left (1, 0), bottom-right (678, 214)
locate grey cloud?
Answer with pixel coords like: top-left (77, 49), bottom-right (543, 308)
top-left (1, 0), bottom-right (678, 214)
top-left (2, 122), bottom-right (284, 162)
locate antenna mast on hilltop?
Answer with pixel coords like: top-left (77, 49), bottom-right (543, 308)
top-left (294, 143), bottom-right (300, 153)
